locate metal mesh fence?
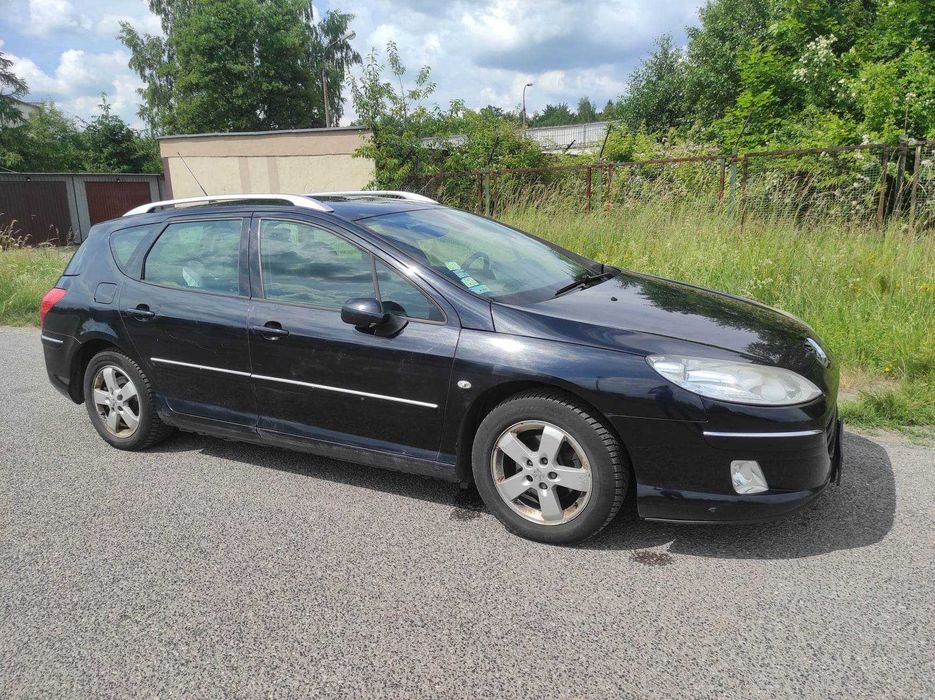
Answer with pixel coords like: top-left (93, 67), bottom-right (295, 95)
top-left (741, 145), bottom-right (887, 226)
top-left (910, 141), bottom-right (935, 229)
top-left (409, 140), bottom-right (935, 229)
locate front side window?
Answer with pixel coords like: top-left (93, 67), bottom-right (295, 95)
top-left (358, 208), bottom-right (594, 305)
top-left (259, 220), bottom-right (375, 308)
top-left (376, 260), bottom-right (444, 322)
top-left (144, 219), bottom-right (242, 295)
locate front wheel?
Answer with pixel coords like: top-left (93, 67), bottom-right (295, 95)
top-left (472, 390), bottom-right (628, 545)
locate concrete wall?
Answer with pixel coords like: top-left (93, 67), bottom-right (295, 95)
top-left (159, 127), bottom-right (374, 199)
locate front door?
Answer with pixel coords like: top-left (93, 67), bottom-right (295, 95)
top-left (120, 216), bottom-right (255, 427)
top-left (246, 217), bottom-right (459, 462)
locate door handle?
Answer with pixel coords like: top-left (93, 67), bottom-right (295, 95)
top-left (251, 322), bottom-right (290, 339)
top-left (127, 304), bottom-right (155, 320)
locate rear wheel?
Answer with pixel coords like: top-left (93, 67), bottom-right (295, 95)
top-left (472, 390), bottom-right (628, 544)
top-left (83, 350), bottom-right (173, 450)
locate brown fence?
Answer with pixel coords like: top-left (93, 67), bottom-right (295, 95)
top-left (413, 140), bottom-right (935, 229)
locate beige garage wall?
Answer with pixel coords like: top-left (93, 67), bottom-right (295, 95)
top-left (159, 127), bottom-right (375, 199)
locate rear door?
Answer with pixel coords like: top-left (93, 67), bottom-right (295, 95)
top-left (119, 215), bottom-right (256, 427)
top-left (246, 216), bottom-right (460, 462)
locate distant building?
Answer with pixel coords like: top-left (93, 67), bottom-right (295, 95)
top-left (159, 126), bottom-right (373, 199)
top-left (0, 97), bottom-right (42, 126)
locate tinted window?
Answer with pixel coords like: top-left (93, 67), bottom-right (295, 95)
top-left (144, 219), bottom-right (242, 295)
top-left (376, 260), bottom-right (444, 321)
top-left (358, 208), bottom-right (593, 305)
top-left (259, 220), bottom-right (375, 308)
top-left (62, 241), bottom-right (89, 276)
top-left (110, 224), bottom-right (158, 275)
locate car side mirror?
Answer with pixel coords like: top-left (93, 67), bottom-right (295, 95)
top-left (341, 297), bottom-right (407, 336)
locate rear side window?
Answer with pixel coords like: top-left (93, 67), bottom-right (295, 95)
top-left (110, 224), bottom-right (160, 275)
top-left (144, 219), bottom-right (243, 296)
top-left (259, 220), bottom-right (375, 308)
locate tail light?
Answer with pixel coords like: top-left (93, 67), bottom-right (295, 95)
top-left (39, 288), bottom-right (67, 327)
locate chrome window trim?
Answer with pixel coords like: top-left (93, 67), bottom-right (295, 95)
top-left (40, 334), bottom-right (64, 345)
top-left (149, 357), bottom-right (437, 409)
top-left (703, 429), bottom-right (823, 438)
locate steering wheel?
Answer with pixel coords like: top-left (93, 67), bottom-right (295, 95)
top-left (462, 251), bottom-right (492, 277)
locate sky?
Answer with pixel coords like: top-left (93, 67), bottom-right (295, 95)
top-left (0, 0), bottom-right (705, 130)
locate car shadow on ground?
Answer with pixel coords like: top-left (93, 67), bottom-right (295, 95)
top-left (149, 431), bottom-right (895, 560)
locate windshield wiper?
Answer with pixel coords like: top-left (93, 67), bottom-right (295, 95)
top-left (553, 270), bottom-right (616, 297)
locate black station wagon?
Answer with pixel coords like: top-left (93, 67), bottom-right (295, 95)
top-left (41, 192), bottom-right (842, 544)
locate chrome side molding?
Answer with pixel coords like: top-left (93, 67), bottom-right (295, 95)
top-left (150, 357), bottom-right (437, 409)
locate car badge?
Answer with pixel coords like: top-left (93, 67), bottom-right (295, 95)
top-left (805, 338), bottom-right (830, 367)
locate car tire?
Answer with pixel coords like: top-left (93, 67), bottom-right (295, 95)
top-left (472, 389), bottom-right (628, 545)
top-left (83, 350), bottom-right (173, 451)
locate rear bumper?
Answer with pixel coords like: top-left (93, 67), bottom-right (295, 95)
top-left (612, 411), bottom-right (842, 524)
top-left (41, 331), bottom-right (78, 401)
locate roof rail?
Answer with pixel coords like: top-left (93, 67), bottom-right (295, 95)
top-left (305, 190), bottom-right (438, 204)
top-left (123, 194), bottom-right (334, 216)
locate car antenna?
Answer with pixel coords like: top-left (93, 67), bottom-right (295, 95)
top-left (177, 151), bottom-right (208, 196)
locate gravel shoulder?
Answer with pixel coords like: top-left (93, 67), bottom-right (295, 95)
top-left (1, 327), bottom-right (932, 698)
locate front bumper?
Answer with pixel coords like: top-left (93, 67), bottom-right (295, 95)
top-left (611, 409), bottom-right (842, 524)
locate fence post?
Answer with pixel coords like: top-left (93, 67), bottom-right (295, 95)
top-left (585, 166), bottom-right (593, 213)
top-left (604, 164), bottom-right (614, 209)
top-left (483, 172), bottom-right (491, 216)
top-left (477, 172), bottom-right (484, 213)
top-left (739, 155), bottom-right (748, 229)
top-left (491, 173), bottom-right (499, 215)
top-left (717, 157), bottom-right (726, 209)
top-left (876, 146), bottom-right (889, 228)
top-left (909, 142), bottom-right (922, 227)
top-left (893, 140), bottom-right (908, 217)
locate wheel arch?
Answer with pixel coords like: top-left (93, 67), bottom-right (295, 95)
top-left (454, 380), bottom-right (630, 485)
top-left (68, 333), bottom-right (138, 403)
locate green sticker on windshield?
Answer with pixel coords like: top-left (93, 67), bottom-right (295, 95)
top-left (461, 276), bottom-right (479, 287)
top-left (445, 261), bottom-right (462, 271)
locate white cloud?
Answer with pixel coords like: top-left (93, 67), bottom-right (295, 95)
top-left (23, 0), bottom-right (92, 38)
top-left (8, 48), bottom-right (144, 126)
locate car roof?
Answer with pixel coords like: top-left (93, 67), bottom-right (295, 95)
top-left (323, 199), bottom-right (437, 222)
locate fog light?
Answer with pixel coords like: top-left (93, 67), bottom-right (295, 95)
top-left (730, 460), bottom-right (769, 494)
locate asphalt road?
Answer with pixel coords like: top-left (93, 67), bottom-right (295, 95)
top-left (1, 327), bottom-right (932, 698)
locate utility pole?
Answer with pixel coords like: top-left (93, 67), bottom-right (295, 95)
top-left (320, 31), bottom-right (356, 128)
top-left (522, 82), bottom-right (533, 130)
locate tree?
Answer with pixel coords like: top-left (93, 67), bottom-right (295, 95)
top-left (617, 35), bottom-right (689, 133)
top-left (0, 51), bottom-right (28, 127)
top-left (119, 0), bottom-right (360, 134)
top-left (7, 104), bottom-right (86, 172)
top-left (576, 97), bottom-right (598, 123)
top-left (530, 103), bottom-right (576, 127)
top-left (81, 97), bottom-right (161, 173)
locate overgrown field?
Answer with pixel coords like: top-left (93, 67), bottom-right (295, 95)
top-left (0, 247), bottom-right (73, 326)
top-left (1, 208), bottom-right (932, 431)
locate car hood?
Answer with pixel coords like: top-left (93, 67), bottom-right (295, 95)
top-left (491, 271), bottom-right (830, 375)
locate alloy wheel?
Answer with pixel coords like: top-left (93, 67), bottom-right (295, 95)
top-left (490, 420), bottom-right (592, 525)
top-left (91, 365), bottom-right (141, 438)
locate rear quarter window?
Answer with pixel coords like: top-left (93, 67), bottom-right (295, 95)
top-left (110, 223), bottom-right (161, 276)
top-left (62, 241), bottom-right (90, 276)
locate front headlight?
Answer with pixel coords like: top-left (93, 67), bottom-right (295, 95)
top-left (646, 355), bottom-right (822, 406)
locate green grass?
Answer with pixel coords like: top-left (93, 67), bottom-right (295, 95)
top-left (2, 204), bottom-right (933, 431)
top-left (0, 247), bottom-right (74, 326)
top-left (501, 201), bottom-right (934, 432)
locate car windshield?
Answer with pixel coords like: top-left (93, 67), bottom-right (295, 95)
top-left (358, 208), bottom-right (595, 305)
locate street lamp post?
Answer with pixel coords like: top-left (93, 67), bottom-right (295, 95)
top-left (522, 82), bottom-right (533, 129)
top-left (321, 30), bottom-right (356, 128)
